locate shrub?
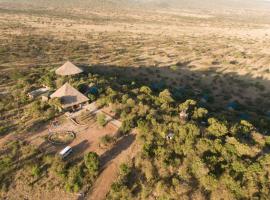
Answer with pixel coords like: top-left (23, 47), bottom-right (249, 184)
top-left (159, 89), bottom-right (174, 104)
top-left (51, 157), bottom-right (66, 178)
top-left (100, 134), bottom-right (115, 146)
top-left (97, 113), bottom-right (107, 127)
top-left (84, 152), bottom-right (100, 175)
top-left (119, 118), bottom-right (134, 135)
top-left (192, 107), bottom-right (208, 120)
top-left (207, 118), bottom-right (228, 137)
top-left (265, 136), bottom-right (270, 146)
top-left (31, 164), bottom-right (41, 178)
top-left (65, 166), bottom-right (83, 193)
top-left (119, 163), bottom-right (131, 177)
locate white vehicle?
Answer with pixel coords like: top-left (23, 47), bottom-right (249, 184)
top-left (59, 146), bottom-right (73, 159)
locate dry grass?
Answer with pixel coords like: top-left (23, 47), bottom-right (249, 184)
top-left (0, 4), bottom-right (270, 199)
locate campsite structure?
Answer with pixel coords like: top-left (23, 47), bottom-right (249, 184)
top-left (28, 87), bottom-right (50, 99)
top-left (55, 61), bottom-right (83, 76)
top-left (50, 82), bottom-right (89, 111)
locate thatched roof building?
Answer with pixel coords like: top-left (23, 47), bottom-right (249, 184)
top-left (55, 61), bottom-right (83, 76)
top-left (50, 83), bottom-right (88, 109)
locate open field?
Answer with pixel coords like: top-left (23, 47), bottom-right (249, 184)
top-left (1, 1), bottom-right (270, 200)
top-left (1, 4), bottom-right (270, 115)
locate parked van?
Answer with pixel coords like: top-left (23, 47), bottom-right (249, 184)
top-left (59, 146), bottom-right (72, 159)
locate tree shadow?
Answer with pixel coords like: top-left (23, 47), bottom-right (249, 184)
top-left (72, 140), bottom-right (90, 155)
top-left (99, 134), bottom-right (136, 167)
top-left (81, 63), bottom-right (270, 131)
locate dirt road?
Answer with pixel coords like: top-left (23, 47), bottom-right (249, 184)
top-left (88, 132), bottom-right (137, 200)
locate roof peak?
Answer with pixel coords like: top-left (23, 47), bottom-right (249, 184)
top-left (55, 61), bottom-right (83, 76)
top-left (50, 82), bottom-right (88, 109)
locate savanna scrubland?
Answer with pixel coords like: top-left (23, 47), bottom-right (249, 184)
top-left (1, 0), bottom-right (270, 199)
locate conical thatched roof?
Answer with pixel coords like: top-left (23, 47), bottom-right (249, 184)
top-left (50, 83), bottom-right (88, 109)
top-left (55, 61), bottom-right (83, 76)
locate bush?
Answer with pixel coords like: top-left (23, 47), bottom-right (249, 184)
top-left (119, 118), bottom-right (134, 135)
top-left (97, 113), bottom-right (107, 127)
top-left (265, 136), bottom-right (270, 146)
top-left (100, 134), bottom-right (115, 147)
top-left (84, 152), bottom-right (100, 175)
top-left (51, 157), bottom-right (66, 178)
top-left (65, 166), bottom-right (83, 193)
top-left (207, 118), bottom-right (228, 137)
top-left (119, 163), bottom-right (131, 177)
top-left (30, 164), bottom-right (41, 178)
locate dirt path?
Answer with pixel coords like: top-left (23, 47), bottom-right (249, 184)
top-left (88, 132), bottom-right (137, 200)
top-left (88, 162), bottom-right (118, 200)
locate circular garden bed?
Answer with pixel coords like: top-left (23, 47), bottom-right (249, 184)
top-left (48, 131), bottom-right (76, 145)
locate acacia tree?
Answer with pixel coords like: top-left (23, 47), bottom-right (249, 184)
top-left (192, 107), bottom-right (208, 120)
top-left (179, 99), bottom-right (197, 112)
top-left (140, 86), bottom-right (152, 95)
top-left (207, 118), bottom-right (229, 137)
top-left (159, 89), bottom-right (174, 104)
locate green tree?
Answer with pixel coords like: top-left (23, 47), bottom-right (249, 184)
top-left (207, 118), bottom-right (228, 137)
top-left (192, 107), bottom-right (208, 120)
top-left (179, 99), bottom-right (197, 112)
top-left (119, 117), bottom-right (134, 135)
top-left (51, 157), bottom-right (66, 178)
top-left (40, 72), bottom-right (56, 88)
top-left (65, 166), bottom-right (83, 193)
top-left (140, 86), bottom-right (152, 95)
top-left (84, 152), bottom-right (100, 175)
top-left (159, 89), bottom-right (174, 104)
top-left (119, 163), bottom-right (131, 177)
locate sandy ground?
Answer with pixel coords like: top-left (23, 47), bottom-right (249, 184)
top-left (26, 111), bottom-right (119, 156)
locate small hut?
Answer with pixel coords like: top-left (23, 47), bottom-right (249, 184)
top-left (50, 83), bottom-right (89, 111)
top-left (55, 61), bottom-right (83, 76)
top-left (166, 132), bottom-right (175, 140)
